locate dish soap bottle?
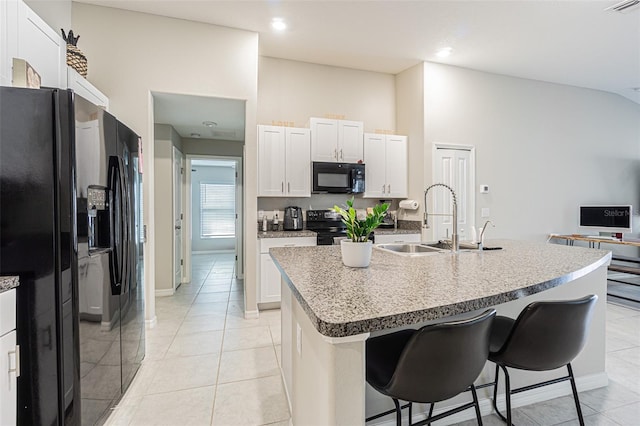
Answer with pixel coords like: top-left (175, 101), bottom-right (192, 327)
top-left (272, 212), bottom-right (279, 231)
top-left (262, 215), bottom-right (268, 233)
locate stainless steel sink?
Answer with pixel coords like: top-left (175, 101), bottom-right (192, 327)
top-left (374, 243), bottom-right (444, 256)
top-left (375, 241), bottom-right (482, 256)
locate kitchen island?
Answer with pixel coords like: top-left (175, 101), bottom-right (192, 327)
top-left (270, 239), bottom-right (611, 425)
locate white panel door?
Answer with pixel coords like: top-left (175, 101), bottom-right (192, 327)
top-left (258, 125), bottom-right (286, 196)
top-left (310, 118), bottom-right (338, 162)
top-left (432, 147), bottom-right (474, 242)
top-left (385, 135), bottom-right (408, 198)
top-left (172, 147), bottom-right (183, 292)
top-left (363, 133), bottom-right (386, 198)
top-left (338, 120), bottom-right (364, 163)
top-left (285, 127), bottom-right (311, 197)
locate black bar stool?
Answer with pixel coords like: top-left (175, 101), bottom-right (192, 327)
top-left (366, 309), bottom-right (496, 425)
top-left (484, 294), bottom-right (598, 426)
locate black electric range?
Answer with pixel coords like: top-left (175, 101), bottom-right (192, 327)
top-left (306, 209), bottom-right (375, 245)
top-left (306, 209), bottom-right (347, 245)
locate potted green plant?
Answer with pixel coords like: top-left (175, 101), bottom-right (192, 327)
top-left (332, 197), bottom-right (389, 267)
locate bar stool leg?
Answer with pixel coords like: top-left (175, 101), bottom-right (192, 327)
top-left (567, 364), bottom-right (585, 426)
top-left (393, 398), bottom-right (401, 426)
top-left (408, 402), bottom-right (412, 426)
top-left (501, 365), bottom-right (513, 426)
top-left (470, 384), bottom-right (483, 425)
top-left (492, 364), bottom-right (508, 423)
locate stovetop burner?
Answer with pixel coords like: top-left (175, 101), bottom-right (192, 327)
top-left (306, 209), bottom-right (347, 245)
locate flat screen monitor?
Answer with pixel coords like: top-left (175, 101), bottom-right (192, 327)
top-left (579, 205), bottom-right (632, 233)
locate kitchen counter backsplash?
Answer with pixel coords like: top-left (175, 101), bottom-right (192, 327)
top-left (396, 220), bottom-right (422, 231)
top-left (0, 276), bottom-right (19, 293)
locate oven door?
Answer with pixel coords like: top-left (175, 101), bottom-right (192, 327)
top-left (312, 162), bottom-right (353, 193)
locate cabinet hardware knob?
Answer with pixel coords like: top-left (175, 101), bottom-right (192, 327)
top-left (281, 182), bottom-right (284, 193)
top-left (288, 182), bottom-right (290, 193)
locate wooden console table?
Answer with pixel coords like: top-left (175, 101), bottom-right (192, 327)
top-left (548, 234), bottom-right (640, 249)
top-left (549, 235), bottom-right (640, 304)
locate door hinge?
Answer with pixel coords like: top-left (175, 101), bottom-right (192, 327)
top-left (235, 255), bottom-right (238, 261)
top-left (180, 213), bottom-right (183, 220)
top-left (235, 213), bottom-right (238, 219)
top-left (181, 167), bottom-right (184, 174)
top-left (235, 171), bottom-right (238, 178)
top-left (180, 259), bottom-right (183, 266)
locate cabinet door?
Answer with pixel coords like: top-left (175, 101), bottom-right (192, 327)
top-left (363, 133), bottom-right (386, 198)
top-left (338, 120), bottom-right (364, 163)
top-left (68, 67), bottom-right (109, 109)
top-left (260, 253), bottom-right (282, 303)
top-left (0, 330), bottom-right (17, 426)
top-left (0, 0), bottom-right (19, 86)
top-left (310, 118), bottom-right (338, 162)
top-left (285, 127), bottom-right (311, 197)
top-left (385, 135), bottom-right (408, 198)
top-left (17, 1), bottom-right (66, 88)
top-left (258, 125), bottom-right (286, 196)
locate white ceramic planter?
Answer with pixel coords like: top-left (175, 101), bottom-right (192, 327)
top-left (340, 240), bottom-right (373, 268)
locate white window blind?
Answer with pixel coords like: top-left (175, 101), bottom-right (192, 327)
top-left (200, 182), bottom-right (235, 237)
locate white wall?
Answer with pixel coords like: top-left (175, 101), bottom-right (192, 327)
top-left (191, 164), bottom-right (236, 252)
top-left (73, 3), bottom-right (259, 321)
top-left (259, 57), bottom-right (396, 132)
top-left (415, 62), bottom-right (640, 251)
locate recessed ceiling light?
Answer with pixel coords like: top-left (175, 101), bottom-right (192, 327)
top-left (202, 121), bottom-right (218, 127)
top-left (436, 47), bottom-right (453, 58)
top-left (190, 133), bottom-right (201, 138)
top-left (632, 87), bottom-right (640, 92)
top-left (271, 18), bottom-right (287, 31)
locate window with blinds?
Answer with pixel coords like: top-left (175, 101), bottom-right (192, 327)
top-left (200, 182), bottom-right (235, 237)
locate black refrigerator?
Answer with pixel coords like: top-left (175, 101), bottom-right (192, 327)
top-left (0, 87), bottom-right (145, 426)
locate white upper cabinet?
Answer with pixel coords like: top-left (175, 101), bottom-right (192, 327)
top-left (363, 133), bottom-right (408, 198)
top-left (258, 125), bottom-right (311, 197)
top-left (310, 117), bottom-right (363, 163)
top-left (68, 67), bottom-right (109, 109)
top-left (1, 0), bottom-right (67, 88)
top-left (285, 127), bottom-right (311, 197)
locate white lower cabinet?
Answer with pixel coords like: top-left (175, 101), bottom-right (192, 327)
top-left (259, 237), bottom-right (316, 304)
top-left (374, 233), bottom-right (421, 244)
top-left (0, 289), bottom-right (18, 426)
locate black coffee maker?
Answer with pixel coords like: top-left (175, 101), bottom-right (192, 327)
top-left (284, 206), bottom-right (303, 230)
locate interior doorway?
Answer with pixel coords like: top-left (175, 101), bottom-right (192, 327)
top-left (184, 155), bottom-right (244, 283)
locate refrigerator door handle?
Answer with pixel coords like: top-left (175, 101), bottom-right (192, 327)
top-left (108, 156), bottom-right (123, 295)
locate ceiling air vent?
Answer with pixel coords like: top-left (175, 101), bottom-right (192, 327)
top-left (212, 129), bottom-right (238, 140)
top-left (605, 0), bottom-right (640, 13)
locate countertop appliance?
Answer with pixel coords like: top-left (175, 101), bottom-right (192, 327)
top-left (312, 162), bottom-right (365, 194)
top-left (284, 206), bottom-right (303, 231)
top-left (0, 87), bottom-right (145, 425)
top-left (306, 209), bottom-right (375, 245)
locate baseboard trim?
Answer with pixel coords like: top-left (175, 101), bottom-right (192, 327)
top-left (192, 249), bottom-right (235, 254)
top-left (370, 372), bottom-right (608, 426)
top-left (244, 309), bottom-right (259, 319)
top-left (155, 288), bottom-right (175, 297)
top-left (145, 316), bottom-right (158, 329)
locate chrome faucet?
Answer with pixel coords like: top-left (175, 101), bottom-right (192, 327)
top-left (478, 220), bottom-right (495, 250)
top-left (424, 183), bottom-right (459, 252)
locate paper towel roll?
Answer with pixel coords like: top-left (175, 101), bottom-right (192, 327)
top-left (399, 200), bottom-right (419, 210)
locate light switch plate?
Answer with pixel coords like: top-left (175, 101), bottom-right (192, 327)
top-left (481, 208), bottom-right (490, 218)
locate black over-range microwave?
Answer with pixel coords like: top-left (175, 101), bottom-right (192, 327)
top-left (312, 162), bottom-right (365, 194)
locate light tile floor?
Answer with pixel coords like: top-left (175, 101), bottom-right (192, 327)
top-left (106, 254), bottom-right (640, 425)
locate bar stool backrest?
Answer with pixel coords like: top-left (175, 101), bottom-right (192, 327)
top-left (492, 294), bottom-right (598, 371)
top-left (384, 309), bottom-right (496, 403)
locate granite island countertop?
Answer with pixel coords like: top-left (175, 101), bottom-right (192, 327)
top-left (257, 228), bottom-right (420, 239)
top-left (270, 239), bottom-right (611, 338)
top-left (0, 276), bottom-right (19, 293)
